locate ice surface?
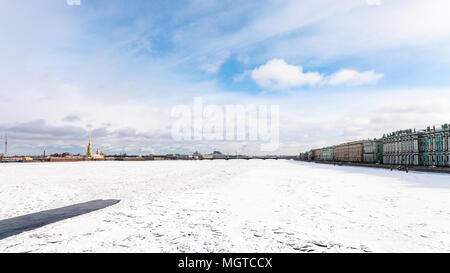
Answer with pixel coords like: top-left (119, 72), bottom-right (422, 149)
top-left (0, 160), bottom-right (449, 253)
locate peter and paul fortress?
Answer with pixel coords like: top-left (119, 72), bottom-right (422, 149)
top-left (86, 129), bottom-right (104, 159)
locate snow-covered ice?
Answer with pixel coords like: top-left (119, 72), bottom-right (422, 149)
top-left (1, 160), bottom-right (450, 253)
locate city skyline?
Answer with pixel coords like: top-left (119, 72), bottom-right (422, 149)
top-left (2, 0), bottom-right (450, 155)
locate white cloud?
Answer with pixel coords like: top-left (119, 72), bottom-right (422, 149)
top-left (250, 59), bottom-right (383, 89)
top-left (198, 51), bottom-right (230, 74)
top-left (327, 69), bottom-right (383, 86)
top-left (232, 70), bottom-right (251, 83)
top-left (251, 59), bottom-right (323, 89)
top-left (267, 0), bottom-right (450, 63)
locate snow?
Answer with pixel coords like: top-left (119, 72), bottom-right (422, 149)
top-left (1, 160), bottom-right (450, 253)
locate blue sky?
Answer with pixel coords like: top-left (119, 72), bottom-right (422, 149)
top-left (1, 0), bottom-right (450, 155)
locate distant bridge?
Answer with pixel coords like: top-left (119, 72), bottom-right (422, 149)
top-left (200, 155), bottom-right (297, 161)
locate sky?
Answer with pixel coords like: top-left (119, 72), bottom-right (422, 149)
top-left (1, 0), bottom-right (450, 155)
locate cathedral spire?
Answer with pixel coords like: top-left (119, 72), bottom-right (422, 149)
top-left (85, 128), bottom-right (104, 159)
top-left (86, 129), bottom-right (93, 157)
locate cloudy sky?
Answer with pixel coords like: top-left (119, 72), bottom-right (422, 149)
top-left (1, 0), bottom-right (450, 155)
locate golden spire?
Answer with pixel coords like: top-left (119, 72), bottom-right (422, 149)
top-left (86, 129), bottom-right (93, 157)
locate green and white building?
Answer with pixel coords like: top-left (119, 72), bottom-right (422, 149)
top-left (382, 124), bottom-right (450, 166)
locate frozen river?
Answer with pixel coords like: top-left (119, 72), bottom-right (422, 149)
top-left (1, 160), bottom-right (450, 253)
